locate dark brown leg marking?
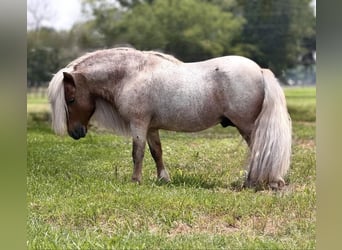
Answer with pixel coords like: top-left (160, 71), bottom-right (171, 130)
top-left (147, 129), bottom-right (170, 182)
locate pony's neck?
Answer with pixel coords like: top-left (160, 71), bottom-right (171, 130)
top-left (90, 82), bottom-right (118, 106)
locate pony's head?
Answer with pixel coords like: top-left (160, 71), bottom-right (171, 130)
top-left (48, 69), bottom-right (95, 140)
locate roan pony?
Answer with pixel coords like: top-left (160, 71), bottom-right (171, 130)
top-left (48, 47), bottom-right (291, 189)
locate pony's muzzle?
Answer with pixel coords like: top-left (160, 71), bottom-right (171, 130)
top-left (68, 124), bottom-right (87, 140)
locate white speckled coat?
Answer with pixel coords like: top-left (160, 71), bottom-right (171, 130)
top-left (48, 48), bottom-right (291, 190)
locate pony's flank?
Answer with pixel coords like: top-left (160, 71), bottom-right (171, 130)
top-left (47, 67), bottom-right (73, 135)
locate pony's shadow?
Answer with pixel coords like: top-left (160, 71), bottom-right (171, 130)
top-left (154, 172), bottom-right (286, 192)
top-left (155, 172), bottom-right (246, 192)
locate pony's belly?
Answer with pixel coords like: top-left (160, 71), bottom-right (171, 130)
top-left (157, 123), bottom-right (218, 133)
top-left (151, 114), bottom-right (221, 132)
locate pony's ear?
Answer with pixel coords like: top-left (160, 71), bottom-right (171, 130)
top-left (63, 72), bottom-right (76, 87)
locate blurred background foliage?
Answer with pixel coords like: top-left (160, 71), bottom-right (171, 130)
top-left (27, 0), bottom-right (316, 86)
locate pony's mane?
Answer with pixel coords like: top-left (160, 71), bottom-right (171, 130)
top-left (48, 67), bottom-right (74, 135)
top-left (91, 99), bottom-right (131, 136)
top-left (144, 50), bottom-right (182, 64)
top-left (68, 47), bottom-right (182, 69)
top-left (109, 47), bottom-right (182, 64)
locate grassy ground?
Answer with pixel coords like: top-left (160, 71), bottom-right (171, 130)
top-left (27, 87), bottom-right (316, 249)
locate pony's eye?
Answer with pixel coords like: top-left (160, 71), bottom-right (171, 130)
top-left (67, 98), bottom-right (75, 105)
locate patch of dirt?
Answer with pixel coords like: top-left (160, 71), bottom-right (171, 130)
top-left (236, 215), bottom-right (285, 235)
top-left (295, 139), bottom-right (316, 149)
top-left (167, 215), bottom-right (239, 238)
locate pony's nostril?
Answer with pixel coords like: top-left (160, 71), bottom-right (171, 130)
top-left (69, 125), bottom-right (87, 140)
top-left (80, 126), bottom-right (87, 137)
top-left (69, 130), bottom-right (80, 140)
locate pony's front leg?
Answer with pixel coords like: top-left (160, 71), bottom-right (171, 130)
top-left (147, 129), bottom-right (170, 182)
top-left (130, 123), bottom-right (148, 184)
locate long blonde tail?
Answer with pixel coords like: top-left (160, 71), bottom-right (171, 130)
top-left (246, 69), bottom-right (292, 189)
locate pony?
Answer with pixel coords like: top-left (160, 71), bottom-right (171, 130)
top-left (48, 47), bottom-right (291, 189)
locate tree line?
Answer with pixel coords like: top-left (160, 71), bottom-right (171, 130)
top-left (27, 0), bottom-right (316, 86)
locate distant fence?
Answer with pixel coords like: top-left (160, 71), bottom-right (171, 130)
top-left (27, 87), bottom-right (48, 98)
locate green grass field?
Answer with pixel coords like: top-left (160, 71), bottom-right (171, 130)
top-left (27, 87), bottom-right (316, 249)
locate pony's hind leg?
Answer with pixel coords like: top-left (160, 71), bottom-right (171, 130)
top-left (237, 127), bottom-right (252, 146)
top-left (147, 129), bottom-right (170, 182)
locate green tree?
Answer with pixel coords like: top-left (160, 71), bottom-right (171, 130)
top-left (27, 47), bottom-right (60, 87)
top-left (127, 0), bottom-right (245, 61)
top-left (69, 21), bottom-right (106, 50)
top-left (83, 0), bottom-right (244, 61)
top-left (27, 27), bottom-right (80, 86)
top-left (236, 0), bottom-right (316, 76)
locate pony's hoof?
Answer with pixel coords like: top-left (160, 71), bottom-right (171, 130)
top-left (158, 169), bottom-right (171, 182)
top-left (131, 176), bottom-right (142, 184)
top-left (269, 178), bottom-right (285, 190)
top-left (244, 175), bottom-right (286, 191)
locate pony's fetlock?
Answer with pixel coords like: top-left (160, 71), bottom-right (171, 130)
top-left (158, 169), bottom-right (171, 182)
